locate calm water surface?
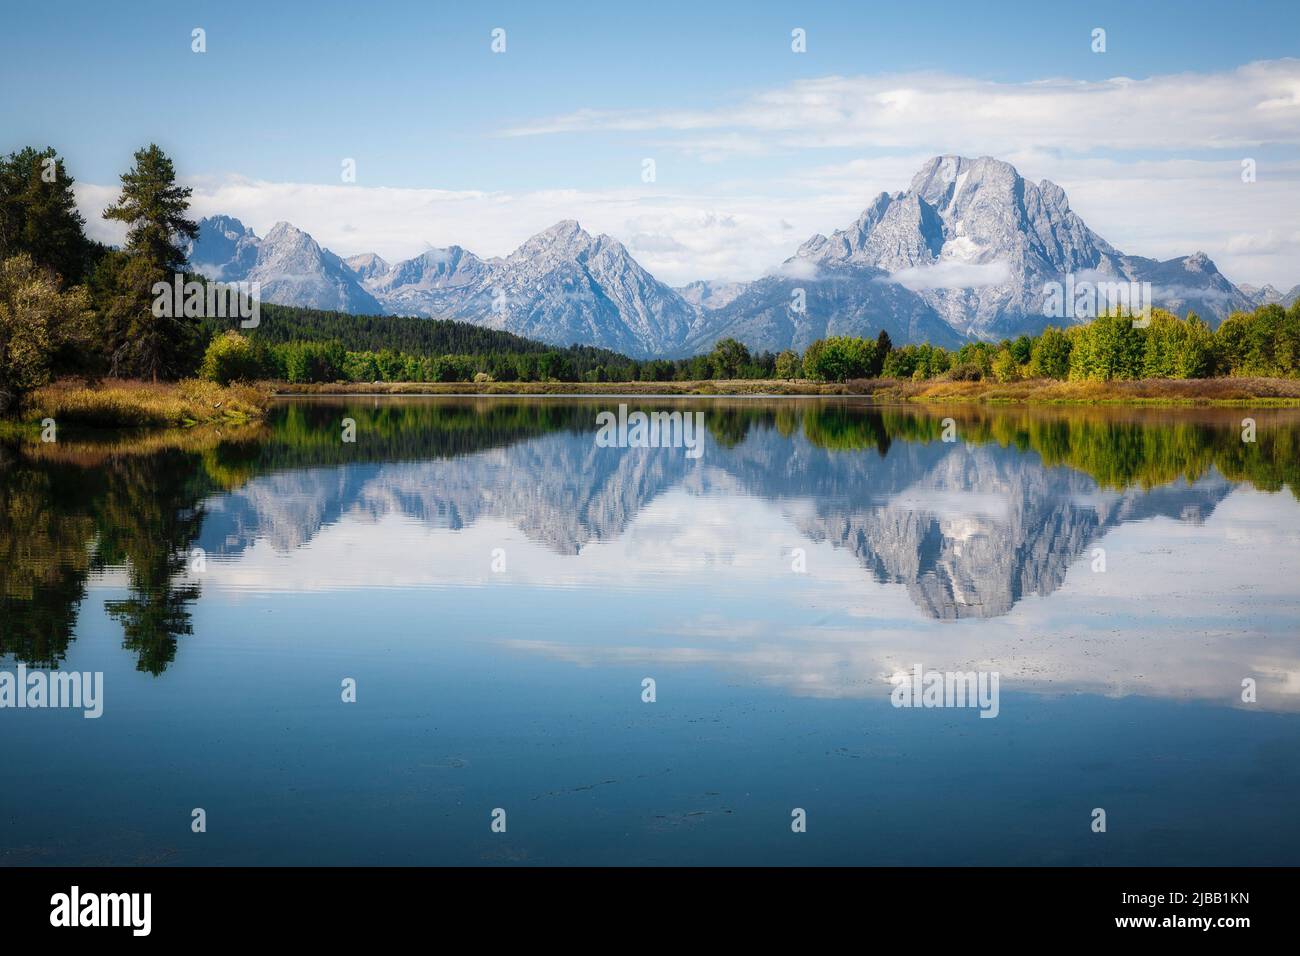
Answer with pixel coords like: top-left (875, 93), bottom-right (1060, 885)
top-left (2, 397), bottom-right (1299, 865)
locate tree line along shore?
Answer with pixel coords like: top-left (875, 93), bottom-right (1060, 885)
top-left (3, 144), bottom-right (1299, 430)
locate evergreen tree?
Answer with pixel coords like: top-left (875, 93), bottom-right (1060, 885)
top-left (0, 146), bottom-right (95, 283)
top-left (871, 329), bottom-right (892, 377)
top-left (103, 144), bottom-right (197, 273)
top-left (100, 146), bottom-right (200, 379)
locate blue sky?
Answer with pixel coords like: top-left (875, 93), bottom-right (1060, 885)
top-left (2, 0), bottom-right (1298, 285)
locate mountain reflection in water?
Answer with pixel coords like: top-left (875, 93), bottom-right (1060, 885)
top-left (2, 398), bottom-right (1298, 703)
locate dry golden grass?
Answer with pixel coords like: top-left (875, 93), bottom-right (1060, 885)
top-left (865, 376), bottom-right (1300, 406)
top-left (22, 378), bottom-right (271, 428)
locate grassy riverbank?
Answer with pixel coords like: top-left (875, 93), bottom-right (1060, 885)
top-left (272, 376), bottom-right (1300, 405)
top-left (870, 375), bottom-right (1300, 406)
top-left (15, 379), bottom-right (270, 429)
top-left (4, 375), bottom-right (1297, 437)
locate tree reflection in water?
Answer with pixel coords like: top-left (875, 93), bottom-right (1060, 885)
top-left (2, 400), bottom-right (1298, 673)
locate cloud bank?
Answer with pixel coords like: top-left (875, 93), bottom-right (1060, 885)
top-left (73, 60), bottom-right (1300, 288)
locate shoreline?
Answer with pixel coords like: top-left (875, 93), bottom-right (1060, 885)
top-left (4, 375), bottom-right (1299, 436)
top-left (270, 376), bottom-right (1300, 407)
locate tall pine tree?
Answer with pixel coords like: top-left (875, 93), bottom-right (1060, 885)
top-left (101, 145), bottom-right (200, 380)
top-left (871, 329), bottom-right (893, 377)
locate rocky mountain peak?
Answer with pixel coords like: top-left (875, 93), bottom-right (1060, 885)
top-left (199, 214), bottom-right (253, 239)
top-left (520, 219), bottom-right (595, 255)
top-left (345, 252), bottom-right (390, 281)
top-left (263, 221), bottom-right (312, 246)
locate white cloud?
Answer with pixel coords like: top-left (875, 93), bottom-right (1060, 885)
top-left (881, 260), bottom-right (1011, 291)
top-left (1226, 229), bottom-right (1300, 254)
top-left (506, 60), bottom-right (1300, 154)
top-left (71, 61), bottom-right (1300, 288)
top-left (774, 257), bottom-right (820, 280)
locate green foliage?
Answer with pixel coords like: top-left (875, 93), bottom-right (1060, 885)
top-left (1028, 326), bottom-right (1072, 379)
top-left (433, 355), bottom-right (478, 382)
top-left (0, 147), bottom-right (97, 283)
top-left (1176, 313), bottom-right (1217, 379)
top-left (708, 338), bottom-right (751, 378)
top-left (1068, 312), bottom-right (1146, 381)
top-left (92, 145), bottom-right (202, 380)
top-left (97, 254), bottom-right (201, 380)
top-left (1009, 335), bottom-right (1034, 366)
top-left (803, 336), bottom-right (878, 382)
top-left (1043, 306), bottom-right (1300, 382)
top-left (1140, 309), bottom-right (1181, 378)
top-left (197, 301), bottom-right (782, 383)
top-left (882, 343), bottom-right (951, 379)
top-left (1215, 303), bottom-right (1300, 377)
top-left (102, 144), bottom-right (198, 274)
top-left (954, 341), bottom-right (996, 376)
top-left (872, 329), bottom-right (893, 376)
top-left (200, 330), bottom-right (267, 385)
top-left (782, 307), bottom-right (1299, 388)
top-left (881, 345), bottom-right (916, 378)
top-left (775, 349), bottom-right (801, 379)
top-left (342, 350), bottom-right (380, 383)
top-left (0, 254), bottom-right (93, 411)
top-left (991, 348), bottom-right (1021, 383)
top-left (274, 340), bottom-right (347, 383)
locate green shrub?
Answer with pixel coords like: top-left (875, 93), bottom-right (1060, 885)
top-left (991, 349), bottom-right (1021, 383)
top-left (946, 362), bottom-right (983, 382)
top-left (0, 254), bottom-right (93, 412)
top-left (200, 330), bottom-right (266, 385)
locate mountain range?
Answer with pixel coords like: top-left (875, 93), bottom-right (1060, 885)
top-left (1240, 282), bottom-right (1300, 308)
top-left (187, 155), bottom-right (1296, 358)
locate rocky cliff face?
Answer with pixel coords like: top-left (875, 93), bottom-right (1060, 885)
top-left (187, 214), bottom-right (260, 282)
top-left (362, 246), bottom-right (490, 318)
top-left (189, 217), bottom-right (384, 314)
top-left (446, 220), bottom-right (698, 357)
top-left (343, 252), bottom-right (390, 282)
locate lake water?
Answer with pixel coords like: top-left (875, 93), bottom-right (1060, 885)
top-left (2, 397), bottom-right (1299, 866)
